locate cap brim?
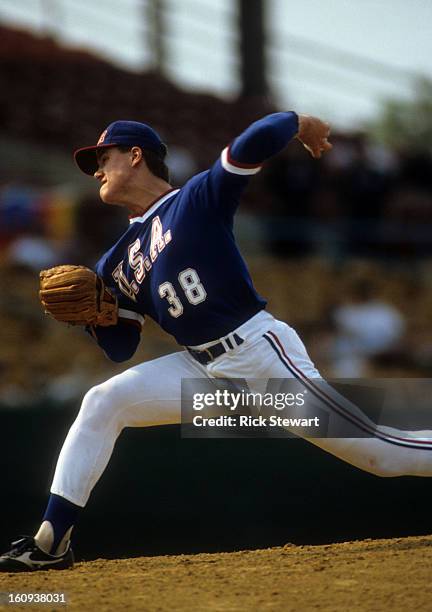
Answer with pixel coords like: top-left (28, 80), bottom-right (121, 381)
top-left (74, 143), bottom-right (118, 175)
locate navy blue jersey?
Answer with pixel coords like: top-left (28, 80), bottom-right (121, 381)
top-left (90, 112), bottom-right (299, 359)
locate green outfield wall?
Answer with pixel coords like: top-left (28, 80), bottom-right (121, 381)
top-left (0, 406), bottom-right (431, 560)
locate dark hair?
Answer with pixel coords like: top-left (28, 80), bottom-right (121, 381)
top-left (117, 146), bottom-right (170, 182)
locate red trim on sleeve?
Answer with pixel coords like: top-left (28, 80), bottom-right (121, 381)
top-left (226, 144), bottom-right (263, 170)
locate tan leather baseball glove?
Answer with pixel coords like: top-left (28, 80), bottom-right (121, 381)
top-left (39, 265), bottom-right (118, 326)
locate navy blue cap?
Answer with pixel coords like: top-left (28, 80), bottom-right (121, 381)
top-left (74, 120), bottom-right (167, 175)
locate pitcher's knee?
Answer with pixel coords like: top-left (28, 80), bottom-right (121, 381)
top-left (364, 455), bottom-right (403, 477)
top-left (77, 382), bottom-right (121, 431)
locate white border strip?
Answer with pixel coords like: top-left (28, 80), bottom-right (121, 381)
top-left (129, 189), bottom-right (180, 225)
top-left (221, 147), bottom-right (261, 176)
top-left (118, 308), bottom-right (145, 326)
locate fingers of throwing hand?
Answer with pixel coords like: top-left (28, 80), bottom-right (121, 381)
top-left (308, 138), bottom-right (332, 159)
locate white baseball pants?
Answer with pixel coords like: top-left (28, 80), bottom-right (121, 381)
top-left (50, 310), bottom-right (432, 507)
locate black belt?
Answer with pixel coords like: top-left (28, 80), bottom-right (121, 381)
top-left (187, 333), bottom-right (244, 365)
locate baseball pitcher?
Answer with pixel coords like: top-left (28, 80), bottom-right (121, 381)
top-left (2, 112), bottom-right (432, 572)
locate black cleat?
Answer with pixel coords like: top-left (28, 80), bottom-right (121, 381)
top-left (0, 536), bottom-right (74, 572)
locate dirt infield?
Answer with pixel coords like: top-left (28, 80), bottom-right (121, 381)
top-left (1, 535), bottom-right (431, 611)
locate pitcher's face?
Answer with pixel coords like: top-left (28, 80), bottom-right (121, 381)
top-left (94, 147), bottom-right (135, 206)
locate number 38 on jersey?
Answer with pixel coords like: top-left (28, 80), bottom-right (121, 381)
top-left (159, 268), bottom-right (207, 318)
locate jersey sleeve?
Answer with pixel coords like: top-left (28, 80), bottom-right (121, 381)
top-left (86, 319), bottom-right (142, 362)
top-left (86, 290), bottom-right (145, 362)
top-left (193, 112), bottom-right (299, 218)
top-left (89, 259), bottom-right (146, 361)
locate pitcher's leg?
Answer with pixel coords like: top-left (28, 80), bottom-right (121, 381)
top-left (263, 320), bottom-right (432, 477)
top-left (21, 350), bottom-right (204, 564)
top-left (51, 351), bottom-right (204, 507)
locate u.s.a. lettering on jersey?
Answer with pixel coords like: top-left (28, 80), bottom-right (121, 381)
top-left (112, 216), bottom-right (171, 301)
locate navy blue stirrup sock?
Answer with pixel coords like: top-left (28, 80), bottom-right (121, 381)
top-left (42, 494), bottom-right (80, 553)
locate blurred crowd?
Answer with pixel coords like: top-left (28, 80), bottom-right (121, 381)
top-left (1, 25), bottom-right (432, 407)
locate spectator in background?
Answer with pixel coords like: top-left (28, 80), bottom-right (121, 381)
top-left (72, 195), bottom-right (126, 266)
top-left (330, 279), bottom-right (405, 377)
top-left (165, 145), bottom-right (198, 185)
top-left (7, 231), bottom-right (60, 270)
top-left (262, 146), bottom-right (321, 257)
top-left (325, 135), bottom-right (397, 258)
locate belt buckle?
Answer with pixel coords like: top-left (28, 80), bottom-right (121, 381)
top-left (203, 347), bottom-right (214, 362)
top-left (188, 346), bottom-right (214, 364)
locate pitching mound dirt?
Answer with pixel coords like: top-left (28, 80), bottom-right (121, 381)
top-left (1, 535), bottom-right (431, 611)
